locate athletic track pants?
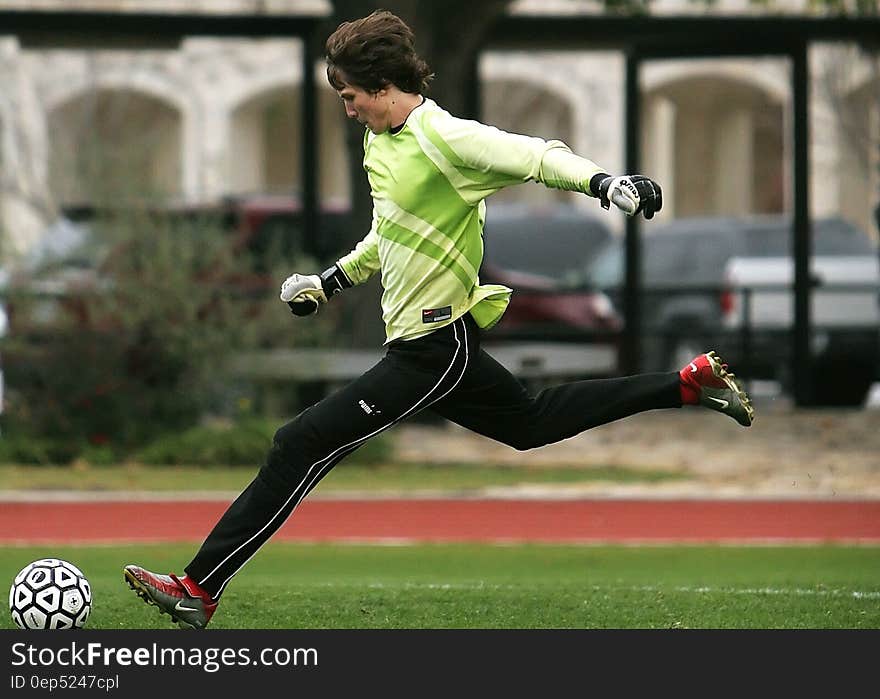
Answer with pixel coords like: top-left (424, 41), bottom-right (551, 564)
top-left (185, 313), bottom-right (682, 598)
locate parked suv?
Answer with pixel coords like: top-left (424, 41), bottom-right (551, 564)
top-left (583, 214), bottom-right (880, 405)
top-left (480, 204), bottom-right (621, 342)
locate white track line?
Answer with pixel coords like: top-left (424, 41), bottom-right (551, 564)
top-left (307, 581), bottom-right (880, 599)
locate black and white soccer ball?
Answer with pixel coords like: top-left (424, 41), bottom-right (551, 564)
top-left (9, 558), bottom-right (92, 629)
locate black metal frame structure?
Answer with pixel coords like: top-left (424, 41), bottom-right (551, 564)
top-left (487, 15), bottom-right (880, 404)
top-left (2, 9), bottom-right (879, 404)
top-left (0, 8), bottom-right (326, 256)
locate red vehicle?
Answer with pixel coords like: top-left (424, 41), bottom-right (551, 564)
top-left (480, 204), bottom-right (622, 342)
top-left (218, 194), bottom-right (352, 274)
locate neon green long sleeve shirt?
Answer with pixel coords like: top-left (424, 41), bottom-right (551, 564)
top-left (337, 97), bottom-right (606, 343)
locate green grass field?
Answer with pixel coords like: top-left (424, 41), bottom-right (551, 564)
top-left (3, 543), bottom-right (879, 629)
top-left (4, 461), bottom-right (878, 630)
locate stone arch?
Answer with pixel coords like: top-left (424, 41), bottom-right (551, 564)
top-left (643, 71), bottom-right (786, 217)
top-left (48, 88), bottom-right (182, 206)
top-left (836, 72), bottom-right (880, 239)
top-left (642, 61), bottom-right (789, 104)
top-left (43, 65), bottom-right (188, 117)
top-left (0, 103), bottom-right (7, 256)
top-left (0, 94), bottom-right (8, 200)
top-left (228, 82), bottom-right (350, 205)
top-left (0, 58), bottom-right (54, 258)
top-left (481, 78), bottom-right (575, 206)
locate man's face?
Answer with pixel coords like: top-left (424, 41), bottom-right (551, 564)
top-left (336, 82), bottom-right (391, 134)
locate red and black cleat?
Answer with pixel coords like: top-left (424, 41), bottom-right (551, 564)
top-left (679, 350), bottom-right (754, 427)
top-left (124, 565), bottom-right (217, 629)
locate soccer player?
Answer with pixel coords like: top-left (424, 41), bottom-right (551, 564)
top-left (124, 10), bottom-right (753, 629)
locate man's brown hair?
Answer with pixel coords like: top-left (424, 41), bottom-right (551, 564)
top-left (325, 10), bottom-right (433, 94)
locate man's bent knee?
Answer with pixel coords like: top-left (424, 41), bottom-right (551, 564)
top-left (260, 413), bottom-right (326, 491)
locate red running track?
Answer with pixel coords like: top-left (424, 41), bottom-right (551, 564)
top-left (2, 498), bottom-right (879, 544)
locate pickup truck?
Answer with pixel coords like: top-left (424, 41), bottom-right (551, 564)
top-left (582, 214), bottom-right (879, 406)
top-left (721, 254), bottom-right (880, 406)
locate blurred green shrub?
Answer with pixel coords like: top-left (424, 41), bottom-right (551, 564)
top-left (134, 418), bottom-right (275, 466)
top-left (1, 207), bottom-right (337, 457)
top-left (0, 434), bottom-right (83, 465)
top-left (0, 417), bottom-right (393, 467)
top-left (134, 418), bottom-right (392, 467)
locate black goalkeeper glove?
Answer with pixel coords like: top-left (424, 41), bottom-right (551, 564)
top-left (591, 173), bottom-right (663, 220)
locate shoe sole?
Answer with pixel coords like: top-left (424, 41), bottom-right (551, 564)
top-left (123, 567), bottom-right (199, 629)
top-left (706, 350), bottom-right (755, 427)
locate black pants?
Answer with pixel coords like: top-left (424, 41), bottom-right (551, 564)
top-left (185, 314), bottom-right (681, 598)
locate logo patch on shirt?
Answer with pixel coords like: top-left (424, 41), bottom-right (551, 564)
top-left (422, 306), bottom-right (452, 324)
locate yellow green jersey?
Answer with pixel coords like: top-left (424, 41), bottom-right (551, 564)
top-left (337, 97), bottom-right (606, 343)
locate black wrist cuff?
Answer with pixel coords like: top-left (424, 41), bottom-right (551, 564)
top-left (320, 264), bottom-right (352, 298)
top-left (590, 172), bottom-right (612, 198)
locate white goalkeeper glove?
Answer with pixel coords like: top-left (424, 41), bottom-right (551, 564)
top-left (594, 174), bottom-right (663, 220)
top-left (280, 273), bottom-right (326, 316)
top-left (280, 265), bottom-right (351, 317)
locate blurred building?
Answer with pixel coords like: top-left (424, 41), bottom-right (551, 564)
top-left (0, 0), bottom-right (878, 258)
